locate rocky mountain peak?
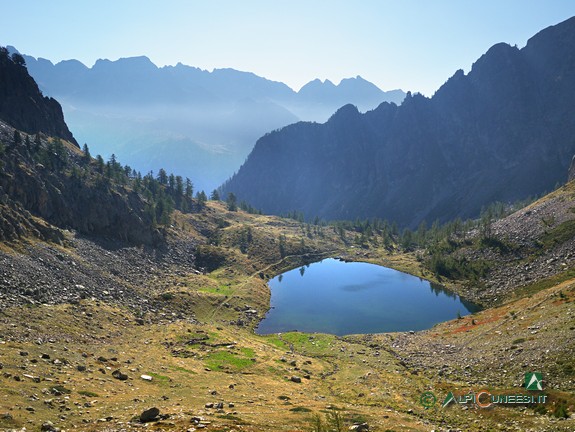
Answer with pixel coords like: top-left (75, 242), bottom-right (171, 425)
top-left (0, 46), bottom-right (77, 146)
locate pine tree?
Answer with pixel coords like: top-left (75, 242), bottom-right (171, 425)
top-left (175, 175), bottom-right (184, 207)
top-left (196, 190), bottom-right (207, 208)
top-left (82, 143), bottom-right (91, 163)
top-left (226, 192), bottom-right (238, 211)
top-left (34, 133), bottom-right (41, 152)
top-left (157, 168), bottom-right (168, 185)
top-left (185, 178), bottom-right (193, 199)
top-left (13, 130), bottom-right (21, 146)
top-left (96, 155), bottom-right (105, 174)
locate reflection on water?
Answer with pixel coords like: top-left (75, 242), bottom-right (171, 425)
top-left (256, 258), bottom-right (480, 336)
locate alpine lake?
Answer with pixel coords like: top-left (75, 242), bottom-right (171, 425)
top-left (256, 258), bottom-right (479, 336)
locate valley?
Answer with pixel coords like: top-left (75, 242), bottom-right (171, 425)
top-left (0, 143), bottom-right (574, 430)
top-left (2, 12), bottom-right (575, 432)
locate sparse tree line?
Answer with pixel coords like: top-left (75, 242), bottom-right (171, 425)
top-left (2, 117), bottom-right (540, 277)
top-left (0, 46), bottom-right (26, 68)
top-left (0, 129), bottom-right (241, 228)
top-left (268, 196), bottom-right (539, 281)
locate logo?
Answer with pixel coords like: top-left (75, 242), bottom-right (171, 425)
top-left (420, 391), bottom-right (437, 408)
top-left (442, 391), bottom-right (456, 408)
top-left (425, 373), bottom-right (548, 411)
top-left (525, 372), bottom-right (543, 391)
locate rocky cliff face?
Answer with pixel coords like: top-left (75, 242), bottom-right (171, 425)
top-left (569, 155), bottom-right (575, 182)
top-left (0, 47), bottom-right (77, 146)
top-left (221, 17), bottom-right (575, 226)
top-left (0, 120), bottom-right (162, 245)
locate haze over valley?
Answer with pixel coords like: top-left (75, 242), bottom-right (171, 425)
top-left (12, 49), bottom-right (404, 192)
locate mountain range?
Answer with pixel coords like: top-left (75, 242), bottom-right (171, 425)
top-left (221, 16), bottom-right (575, 227)
top-left (8, 48), bottom-right (404, 192)
top-left (1, 31), bottom-right (575, 432)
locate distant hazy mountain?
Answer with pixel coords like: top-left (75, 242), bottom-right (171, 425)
top-left (288, 77), bottom-right (405, 122)
top-left (7, 47), bottom-right (404, 191)
top-left (221, 16), bottom-right (575, 227)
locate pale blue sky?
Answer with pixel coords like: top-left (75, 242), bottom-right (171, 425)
top-left (2, 0), bottom-right (575, 95)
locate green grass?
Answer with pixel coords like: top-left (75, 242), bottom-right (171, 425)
top-left (197, 284), bottom-right (234, 296)
top-left (511, 266), bottom-right (575, 299)
top-left (261, 334), bottom-right (289, 350)
top-left (217, 414), bottom-right (249, 424)
top-left (204, 350), bottom-right (255, 371)
top-left (51, 385), bottom-right (72, 394)
top-left (478, 237), bottom-right (519, 254)
top-left (176, 332), bottom-right (210, 343)
top-left (146, 372), bottom-right (171, 383)
top-left (240, 347), bottom-right (255, 357)
top-left (170, 365), bottom-right (197, 375)
top-left (280, 332), bottom-right (336, 354)
top-left (78, 390), bottom-right (100, 397)
top-left (290, 407), bottom-right (312, 413)
top-left (539, 219), bottom-right (575, 248)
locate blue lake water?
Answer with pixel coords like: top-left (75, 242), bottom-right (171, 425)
top-left (256, 258), bottom-right (479, 336)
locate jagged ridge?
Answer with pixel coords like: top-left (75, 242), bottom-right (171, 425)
top-left (221, 16), bottom-right (575, 227)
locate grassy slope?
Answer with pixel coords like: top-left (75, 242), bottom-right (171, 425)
top-left (0, 189), bottom-right (574, 431)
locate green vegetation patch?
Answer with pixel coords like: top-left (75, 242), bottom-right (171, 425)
top-left (170, 365), bottom-right (197, 375)
top-left (428, 253), bottom-right (490, 281)
top-left (78, 390), bottom-right (100, 397)
top-left (147, 372), bottom-right (171, 383)
top-left (197, 284), bottom-right (233, 296)
top-left (195, 245), bottom-right (228, 272)
top-left (239, 347), bottom-right (255, 357)
top-left (478, 236), bottom-right (519, 254)
top-left (261, 334), bottom-right (289, 350)
top-left (51, 385), bottom-right (72, 395)
top-left (217, 414), bottom-right (248, 424)
top-left (539, 219), bottom-right (575, 248)
top-left (290, 406), bottom-right (312, 413)
top-left (280, 332), bottom-right (336, 355)
top-left (512, 266), bottom-right (575, 299)
top-left (204, 350), bottom-right (255, 371)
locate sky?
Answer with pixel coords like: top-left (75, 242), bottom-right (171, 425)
top-left (2, 0), bottom-right (575, 96)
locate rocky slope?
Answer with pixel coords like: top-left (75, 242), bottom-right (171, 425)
top-left (222, 16), bottom-right (575, 227)
top-left (1, 195), bottom-right (574, 431)
top-left (0, 48), bottom-right (76, 146)
top-left (424, 179), bottom-right (575, 307)
top-left (0, 120), bottom-right (162, 245)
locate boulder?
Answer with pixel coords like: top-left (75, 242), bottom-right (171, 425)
top-left (349, 423), bottom-right (369, 431)
top-left (112, 370), bottom-right (128, 381)
top-left (139, 407), bottom-right (160, 423)
top-left (41, 421), bottom-right (59, 432)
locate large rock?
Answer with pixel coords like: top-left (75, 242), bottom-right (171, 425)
top-left (569, 155), bottom-right (575, 182)
top-left (112, 370), bottom-right (128, 381)
top-left (139, 407), bottom-right (160, 423)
